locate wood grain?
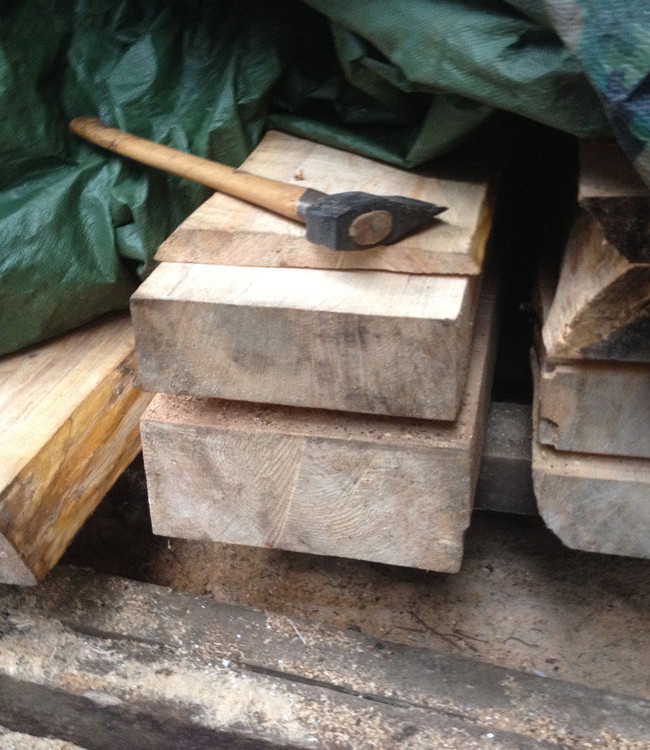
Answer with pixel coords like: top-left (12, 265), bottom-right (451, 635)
top-left (155, 131), bottom-right (493, 275)
top-left (1, 567), bottom-right (649, 749)
top-left (132, 263), bottom-right (478, 420)
top-left (542, 208), bottom-right (650, 361)
top-left (579, 140), bottom-right (650, 263)
top-left (140, 276), bottom-right (497, 572)
top-left (538, 359), bottom-right (650, 459)
top-left (532, 351), bottom-right (650, 559)
top-left (0, 315), bottom-right (152, 584)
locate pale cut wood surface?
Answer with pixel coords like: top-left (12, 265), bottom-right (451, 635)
top-left (542, 208), bottom-right (650, 362)
top-left (538, 359), bottom-right (650, 459)
top-left (155, 131), bottom-right (493, 275)
top-left (531, 352), bottom-right (650, 560)
top-left (140, 275), bottom-right (497, 573)
top-left (132, 262), bottom-right (478, 420)
top-left (0, 315), bottom-right (152, 584)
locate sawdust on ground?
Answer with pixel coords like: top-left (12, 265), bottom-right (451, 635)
top-left (64, 470), bottom-right (650, 703)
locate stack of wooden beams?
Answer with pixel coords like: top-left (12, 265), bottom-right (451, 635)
top-left (133, 131), bottom-right (498, 572)
top-left (533, 142), bottom-right (650, 559)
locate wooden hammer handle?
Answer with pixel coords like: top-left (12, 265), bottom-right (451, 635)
top-left (70, 117), bottom-right (304, 221)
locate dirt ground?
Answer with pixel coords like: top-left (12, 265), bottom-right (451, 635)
top-left (64, 458), bottom-right (650, 703)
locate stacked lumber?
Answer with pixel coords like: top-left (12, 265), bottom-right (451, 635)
top-left (134, 131), bottom-right (498, 572)
top-left (532, 142), bottom-right (650, 559)
top-left (0, 314), bottom-right (152, 585)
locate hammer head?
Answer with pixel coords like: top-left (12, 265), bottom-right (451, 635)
top-left (303, 191), bottom-right (446, 251)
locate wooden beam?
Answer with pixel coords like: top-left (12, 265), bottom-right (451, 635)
top-left (579, 140), bottom-right (650, 263)
top-left (1, 567), bottom-right (649, 749)
top-left (542, 208), bottom-right (650, 362)
top-left (140, 276), bottom-right (497, 572)
top-left (155, 130), bottom-right (494, 276)
top-left (538, 359), bottom-right (650, 459)
top-left (532, 351), bottom-right (650, 559)
top-left (0, 315), bottom-right (152, 584)
top-left (132, 263), bottom-right (478, 420)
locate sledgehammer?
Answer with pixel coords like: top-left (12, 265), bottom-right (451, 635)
top-left (70, 117), bottom-right (446, 251)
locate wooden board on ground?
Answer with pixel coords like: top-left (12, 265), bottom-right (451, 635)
top-left (132, 263), bottom-right (479, 420)
top-left (155, 130), bottom-right (494, 276)
top-left (538, 359), bottom-right (650, 459)
top-left (140, 276), bottom-right (497, 573)
top-left (1, 567), bottom-right (649, 749)
top-left (531, 352), bottom-right (650, 560)
top-left (0, 315), bottom-right (152, 585)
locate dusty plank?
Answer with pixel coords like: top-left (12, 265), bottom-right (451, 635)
top-left (0, 315), bottom-right (152, 584)
top-left (538, 359), bottom-right (650, 459)
top-left (132, 263), bottom-right (478, 420)
top-left (140, 277), bottom-right (497, 572)
top-left (1, 567), bottom-right (649, 749)
top-left (542, 208), bottom-right (650, 362)
top-left (155, 130), bottom-right (493, 276)
top-left (532, 352), bottom-right (650, 559)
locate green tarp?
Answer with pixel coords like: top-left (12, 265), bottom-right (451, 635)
top-left (1, 0), bottom-right (647, 355)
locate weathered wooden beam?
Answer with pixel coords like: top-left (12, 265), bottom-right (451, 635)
top-left (542, 141), bottom-right (650, 363)
top-left (140, 277), bottom-right (498, 572)
top-left (538, 359), bottom-right (650, 459)
top-left (579, 140), bottom-right (650, 264)
top-left (1, 567), bottom-right (649, 749)
top-left (0, 315), bottom-right (152, 585)
top-left (542, 208), bottom-right (650, 362)
top-left (532, 351), bottom-right (650, 559)
top-left (475, 402), bottom-right (536, 515)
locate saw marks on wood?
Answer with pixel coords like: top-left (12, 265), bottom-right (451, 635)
top-left (140, 277), bottom-right (497, 572)
top-left (0, 315), bottom-right (152, 584)
top-left (132, 263), bottom-right (477, 420)
top-left (155, 130), bottom-right (494, 275)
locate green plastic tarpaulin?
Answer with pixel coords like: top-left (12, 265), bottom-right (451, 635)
top-left (1, 0), bottom-right (647, 355)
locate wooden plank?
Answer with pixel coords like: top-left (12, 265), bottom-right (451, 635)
top-left (538, 359), bottom-right (650, 459)
top-left (132, 263), bottom-right (478, 420)
top-left (155, 130), bottom-right (493, 276)
top-left (579, 140), bottom-right (650, 263)
top-left (2, 567), bottom-right (649, 748)
top-left (532, 352), bottom-right (650, 559)
top-left (0, 315), bottom-right (152, 584)
top-left (139, 276), bottom-right (496, 572)
top-left (542, 207), bottom-right (650, 362)
top-left (534, 248), bottom-right (650, 461)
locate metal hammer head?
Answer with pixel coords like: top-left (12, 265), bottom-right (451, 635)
top-left (300, 190), bottom-right (446, 251)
